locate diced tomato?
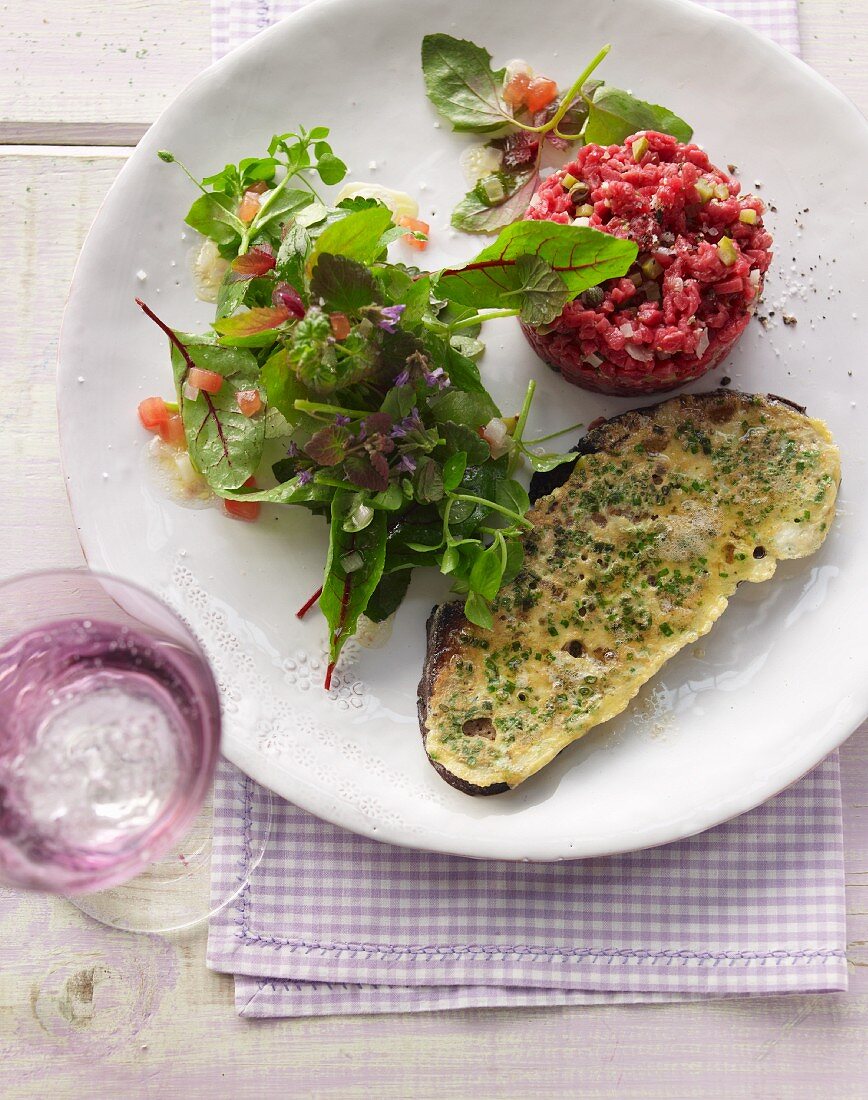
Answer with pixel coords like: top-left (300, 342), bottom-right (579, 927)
top-left (158, 413), bottom-right (187, 449)
top-left (224, 498), bottom-right (261, 522)
top-left (329, 313), bottom-right (351, 341)
top-left (237, 189), bottom-right (262, 224)
top-left (224, 478), bottom-right (260, 523)
top-left (524, 76), bottom-right (558, 114)
top-left (396, 215), bottom-right (430, 235)
top-left (187, 367), bottom-right (223, 394)
top-left (396, 215), bottom-right (430, 251)
top-left (503, 71), bottom-right (531, 109)
top-left (236, 388), bottom-right (262, 417)
top-left (138, 396), bottom-right (169, 431)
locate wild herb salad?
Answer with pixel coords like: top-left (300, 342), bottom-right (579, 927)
top-left (138, 126), bottom-right (636, 685)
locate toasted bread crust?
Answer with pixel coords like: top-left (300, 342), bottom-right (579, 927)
top-left (418, 604), bottom-right (510, 796)
top-left (418, 391), bottom-right (839, 795)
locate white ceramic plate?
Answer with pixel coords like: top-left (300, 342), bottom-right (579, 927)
top-left (58, 0), bottom-right (868, 859)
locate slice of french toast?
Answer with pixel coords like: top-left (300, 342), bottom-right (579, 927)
top-left (418, 391), bottom-right (840, 795)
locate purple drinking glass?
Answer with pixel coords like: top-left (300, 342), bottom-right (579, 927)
top-left (0, 569), bottom-right (222, 897)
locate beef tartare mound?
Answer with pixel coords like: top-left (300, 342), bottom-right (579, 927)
top-left (522, 131), bottom-right (773, 395)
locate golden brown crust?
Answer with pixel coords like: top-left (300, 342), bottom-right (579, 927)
top-left (418, 390), bottom-right (839, 795)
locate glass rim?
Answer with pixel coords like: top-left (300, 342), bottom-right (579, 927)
top-left (0, 565), bottom-right (224, 895)
top-left (0, 565), bottom-right (207, 649)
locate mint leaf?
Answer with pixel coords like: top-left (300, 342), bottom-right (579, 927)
top-left (421, 34), bottom-right (511, 134)
top-left (513, 255), bottom-right (571, 325)
top-left (585, 86), bottom-right (693, 146)
top-left (376, 267), bottom-right (432, 329)
top-left (310, 253), bottom-right (380, 314)
top-left (437, 220), bottom-right (637, 307)
top-left (309, 205), bottom-right (394, 270)
top-left (450, 167), bottom-right (539, 234)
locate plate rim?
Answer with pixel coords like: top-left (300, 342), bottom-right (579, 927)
top-left (57, 0), bottom-right (868, 860)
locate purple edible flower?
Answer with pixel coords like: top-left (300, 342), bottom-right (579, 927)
top-left (297, 469), bottom-right (313, 485)
top-left (286, 440), bottom-right (300, 458)
top-left (423, 366), bottom-right (450, 390)
top-left (334, 414), bottom-right (351, 426)
top-left (396, 454), bottom-right (417, 474)
top-left (376, 304), bottom-right (406, 333)
top-left (394, 368), bottom-right (411, 387)
top-left (392, 407), bottom-right (424, 440)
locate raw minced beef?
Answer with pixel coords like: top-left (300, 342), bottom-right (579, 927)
top-left (522, 131), bottom-right (773, 395)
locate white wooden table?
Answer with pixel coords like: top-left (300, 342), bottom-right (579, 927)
top-left (0, 3), bottom-right (866, 1095)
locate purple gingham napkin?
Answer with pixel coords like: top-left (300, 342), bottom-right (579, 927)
top-left (206, 0), bottom-right (847, 1017)
top-left (211, 0), bottom-right (801, 60)
top-left (209, 758), bottom-right (846, 1017)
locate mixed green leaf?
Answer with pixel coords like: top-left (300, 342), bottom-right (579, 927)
top-left (144, 116), bottom-right (635, 686)
top-left (421, 35), bottom-right (692, 233)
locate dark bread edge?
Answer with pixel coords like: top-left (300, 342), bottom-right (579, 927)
top-left (528, 390), bottom-right (807, 502)
top-left (417, 602), bottom-right (511, 796)
top-left (419, 390), bottom-right (809, 795)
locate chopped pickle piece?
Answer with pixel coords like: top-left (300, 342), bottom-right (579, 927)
top-left (694, 179), bottom-right (714, 203)
top-left (481, 174), bottom-right (506, 204)
top-left (569, 182), bottom-right (590, 203)
top-left (641, 257), bottom-right (663, 280)
top-left (717, 236), bottom-right (738, 267)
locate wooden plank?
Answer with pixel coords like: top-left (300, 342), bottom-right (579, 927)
top-left (0, 0), bottom-right (210, 134)
top-left (0, 153), bottom-right (120, 576)
top-left (0, 122), bottom-right (150, 146)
